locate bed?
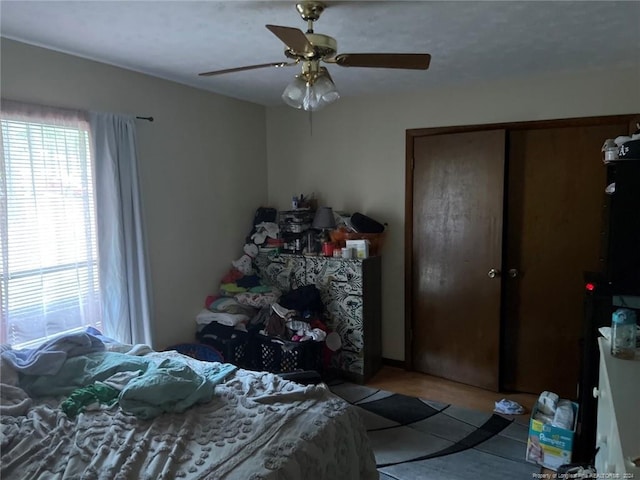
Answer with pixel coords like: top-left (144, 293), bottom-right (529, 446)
top-left (0, 333), bottom-right (378, 480)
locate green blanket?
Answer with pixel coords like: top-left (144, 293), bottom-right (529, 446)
top-left (20, 352), bottom-right (237, 419)
top-left (119, 359), bottom-right (236, 419)
top-left (20, 352), bottom-right (149, 397)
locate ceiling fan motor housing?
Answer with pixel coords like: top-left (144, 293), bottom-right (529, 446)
top-left (285, 33), bottom-right (337, 60)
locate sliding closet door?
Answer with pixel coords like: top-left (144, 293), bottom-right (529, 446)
top-left (503, 123), bottom-right (628, 398)
top-left (411, 130), bottom-right (506, 391)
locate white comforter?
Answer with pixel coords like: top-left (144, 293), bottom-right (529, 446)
top-left (1, 351), bottom-right (378, 480)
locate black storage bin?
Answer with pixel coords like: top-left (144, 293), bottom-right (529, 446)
top-left (255, 335), bottom-right (322, 373)
top-left (166, 343), bottom-right (224, 363)
top-left (196, 323), bottom-right (250, 367)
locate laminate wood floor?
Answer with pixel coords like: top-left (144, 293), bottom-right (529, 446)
top-left (366, 365), bottom-right (538, 421)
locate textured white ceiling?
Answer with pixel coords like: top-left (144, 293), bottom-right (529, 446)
top-left (1, 1), bottom-right (639, 106)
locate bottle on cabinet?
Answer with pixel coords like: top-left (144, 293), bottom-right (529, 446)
top-left (610, 308), bottom-right (637, 360)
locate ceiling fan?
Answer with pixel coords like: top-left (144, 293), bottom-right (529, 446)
top-left (198, 1), bottom-right (431, 111)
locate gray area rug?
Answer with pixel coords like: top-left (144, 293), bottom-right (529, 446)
top-left (329, 381), bottom-right (540, 479)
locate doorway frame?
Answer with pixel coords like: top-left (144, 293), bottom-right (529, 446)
top-left (404, 114), bottom-right (639, 372)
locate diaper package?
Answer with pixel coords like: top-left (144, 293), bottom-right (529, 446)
top-left (552, 400), bottom-right (575, 430)
top-left (537, 391), bottom-right (559, 416)
top-left (526, 391), bottom-right (578, 471)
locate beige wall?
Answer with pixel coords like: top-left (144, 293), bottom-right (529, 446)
top-left (265, 66), bottom-right (640, 361)
top-left (1, 39), bottom-right (268, 349)
top-left (3, 36), bottom-right (638, 360)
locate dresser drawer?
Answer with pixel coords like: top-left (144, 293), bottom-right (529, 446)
top-left (305, 257), bottom-right (363, 295)
top-left (595, 354), bottom-right (612, 473)
top-left (255, 253), bottom-right (305, 291)
top-left (325, 295), bottom-right (364, 352)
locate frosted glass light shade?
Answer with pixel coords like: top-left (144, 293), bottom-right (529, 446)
top-left (281, 76), bottom-right (307, 109)
top-left (313, 74), bottom-right (340, 107)
top-left (281, 73), bottom-right (340, 111)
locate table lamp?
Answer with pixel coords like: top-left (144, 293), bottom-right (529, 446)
top-left (312, 207), bottom-right (336, 253)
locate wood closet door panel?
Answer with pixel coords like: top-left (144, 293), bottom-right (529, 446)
top-left (412, 130), bottom-right (506, 391)
top-left (503, 123), bottom-right (627, 397)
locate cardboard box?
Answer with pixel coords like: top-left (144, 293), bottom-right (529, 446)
top-left (526, 401), bottom-right (578, 471)
top-left (345, 239), bottom-right (369, 258)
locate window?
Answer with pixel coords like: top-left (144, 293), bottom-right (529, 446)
top-left (1, 107), bottom-right (102, 348)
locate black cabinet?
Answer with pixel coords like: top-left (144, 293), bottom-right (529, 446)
top-left (575, 155), bottom-right (640, 463)
top-left (601, 160), bottom-right (640, 294)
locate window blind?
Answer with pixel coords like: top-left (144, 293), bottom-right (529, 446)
top-left (1, 113), bottom-right (102, 348)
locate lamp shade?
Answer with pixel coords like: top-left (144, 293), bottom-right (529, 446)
top-left (312, 207), bottom-right (336, 230)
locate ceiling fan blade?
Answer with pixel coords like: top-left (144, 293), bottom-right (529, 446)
top-left (266, 24), bottom-right (313, 53)
top-left (331, 53), bottom-right (431, 70)
top-left (198, 61), bottom-right (295, 77)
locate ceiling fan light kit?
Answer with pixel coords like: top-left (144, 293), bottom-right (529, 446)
top-left (282, 66), bottom-right (340, 111)
top-left (198, 1), bottom-right (431, 111)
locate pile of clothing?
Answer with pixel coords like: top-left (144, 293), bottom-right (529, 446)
top-left (260, 285), bottom-right (328, 343)
top-left (196, 240), bottom-right (282, 335)
top-left (194, 207), bottom-right (335, 371)
top-left (217, 242), bottom-right (281, 303)
top-left (199, 207), bottom-right (285, 329)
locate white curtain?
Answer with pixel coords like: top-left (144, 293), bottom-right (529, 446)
top-left (90, 112), bottom-right (153, 345)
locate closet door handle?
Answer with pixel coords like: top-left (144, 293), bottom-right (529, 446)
top-left (508, 268), bottom-right (519, 278)
top-left (488, 268), bottom-right (501, 279)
